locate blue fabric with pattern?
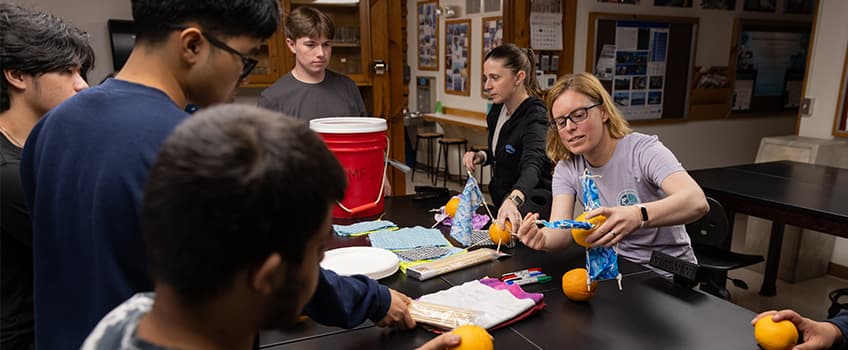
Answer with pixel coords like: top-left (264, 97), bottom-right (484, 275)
top-left (536, 219), bottom-right (592, 230)
top-left (581, 169), bottom-right (621, 282)
top-left (450, 176), bottom-right (484, 246)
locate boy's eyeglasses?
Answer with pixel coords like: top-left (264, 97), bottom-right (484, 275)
top-left (169, 25), bottom-right (258, 80)
top-left (549, 102), bottom-right (603, 130)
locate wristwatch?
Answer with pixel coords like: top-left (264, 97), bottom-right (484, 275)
top-left (637, 204), bottom-right (649, 228)
top-left (508, 193), bottom-right (524, 207)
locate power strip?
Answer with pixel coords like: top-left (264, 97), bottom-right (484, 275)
top-left (407, 248), bottom-right (498, 281)
top-left (649, 251), bottom-right (698, 282)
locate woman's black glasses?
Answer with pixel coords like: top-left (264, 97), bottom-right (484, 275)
top-left (549, 102), bottom-right (602, 130)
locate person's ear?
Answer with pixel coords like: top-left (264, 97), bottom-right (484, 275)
top-left (251, 252), bottom-right (284, 296)
top-left (515, 70), bottom-right (526, 87)
top-left (285, 38), bottom-right (297, 54)
top-left (178, 28), bottom-right (204, 64)
top-left (3, 69), bottom-right (27, 90)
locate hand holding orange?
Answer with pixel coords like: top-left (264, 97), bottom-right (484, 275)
top-left (445, 197), bottom-right (460, 217)
top-left (754, 316), bottom-right (798, 350)
top-left (448, 324), bottom-right (493, 350)
top-left (562, 268), bottom-right (598, 302)
top-left (488, 220), bottom-right (512, 245)
top-left (571, 212), bottom-right (607, 248)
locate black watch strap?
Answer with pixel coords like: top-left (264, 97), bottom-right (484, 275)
top-left (509, 193), bottom-right (524, 207)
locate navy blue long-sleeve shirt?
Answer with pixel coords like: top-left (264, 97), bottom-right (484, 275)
top-left (828, 310), bottom-right (848, 350)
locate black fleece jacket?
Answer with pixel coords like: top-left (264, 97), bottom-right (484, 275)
top-left (483, 96), bottom-right (553, 208)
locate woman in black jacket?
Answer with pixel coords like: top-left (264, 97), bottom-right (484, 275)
top-left (463, 44), bottom-right (552, 233)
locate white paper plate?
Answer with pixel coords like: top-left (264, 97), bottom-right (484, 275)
top-left (320, 246), bottom-right (400, 280)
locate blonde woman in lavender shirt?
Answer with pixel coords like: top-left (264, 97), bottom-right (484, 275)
top-left (515, 73), bottom-right (709, 265)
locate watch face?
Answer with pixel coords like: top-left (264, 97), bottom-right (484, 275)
top-left (640, 206), bottom-right (648, 221)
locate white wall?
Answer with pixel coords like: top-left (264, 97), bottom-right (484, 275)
top-left (797, 0), bottom-right (848, 139)
top-left (795, 0), bottom-right (848, 266)
top-left (17, 0), bottom-right (133, 84)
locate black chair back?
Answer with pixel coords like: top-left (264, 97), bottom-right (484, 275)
top-left (685, 197), bottom-right (731, 250)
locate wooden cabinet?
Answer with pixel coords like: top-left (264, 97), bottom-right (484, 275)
top-left (242, 33), bottom-right (285, 86)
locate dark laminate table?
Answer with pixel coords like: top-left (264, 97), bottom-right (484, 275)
top-left (689, 161), bottom-right (848, 296)
top-left (260, 195), bottom-right (757, 349)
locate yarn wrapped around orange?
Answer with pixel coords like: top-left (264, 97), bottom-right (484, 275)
top-left (571, 212), bottom-right (607, 248)
top-left (562, 268), bottom-right (598, 302)
top-left (445, 197), bottom-right (460, 217)
top-left (754, 316), bottom-right (798, 350)
top-left (488, 220), bottom-right (512, 245)
top-left (448, 324), bottom-right (493, 350)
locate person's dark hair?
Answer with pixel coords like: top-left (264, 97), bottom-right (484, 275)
top-left (131, 0), bottom-right (280, 44)
top-left (0, 3), bottom-right (94, 112)
top-left (484, 44), bottom-right (542, 98)
top-left (141, 105), bottom-right (346, 301)
top-left (285, 6), bottom-right (334, 41)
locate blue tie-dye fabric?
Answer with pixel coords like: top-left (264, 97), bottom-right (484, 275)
top-left (536, 219), bottom-right (592, 230)
top-left (580, 169), bottom-right (621, 283)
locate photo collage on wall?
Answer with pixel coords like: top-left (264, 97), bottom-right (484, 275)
top-left (481, 16), bottom-right (503, 98)
top-left (417, 1), bottom-right (439, 70)
top-left (445, 19), bottom-right (471, 96)
top-left (598, 21), bottom-right (669, 120)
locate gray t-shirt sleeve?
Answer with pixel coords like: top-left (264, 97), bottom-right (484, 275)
top-left (552, 159), bottom-right (579, 196)
top-left (634, 134), bottom-right (684, 188)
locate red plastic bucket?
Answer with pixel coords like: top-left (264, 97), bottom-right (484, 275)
top-left (310, 117), bottom-right (388, 219)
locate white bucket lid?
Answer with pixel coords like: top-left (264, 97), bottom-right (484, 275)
top-left (310, 117), bottom-right (387, 134)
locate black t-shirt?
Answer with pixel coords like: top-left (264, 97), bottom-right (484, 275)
top-left (1, 133), bottom-right (34, 348)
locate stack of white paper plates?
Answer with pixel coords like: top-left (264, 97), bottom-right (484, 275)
top-left (320, 246), bottom-right (400, 280)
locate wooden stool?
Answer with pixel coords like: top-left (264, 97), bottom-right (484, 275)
top-left (470, 145), bottom-right (489, 192)
top-left (435, 138), bottom-right (468, 186)
top-left (413, 132), bottom-right (443, 183)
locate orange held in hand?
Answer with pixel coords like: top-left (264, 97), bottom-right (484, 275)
top-left (449, 324), bottom-right (493, 350)
top-left (445, 197), bottom-right (460, 217)
top-left (571, 212), bottom-right (607, 248)
top-left (754, 316), bottom-right (798, 350)
top-left (488, 221), bottom-right (512, 245)
top-left (562, 268), bottom-right (598, 302)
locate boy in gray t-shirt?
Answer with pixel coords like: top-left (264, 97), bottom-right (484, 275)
top-left (552, 132), bottom-right (697, 264)
top-left (257, 6), bottom-right (366, 121)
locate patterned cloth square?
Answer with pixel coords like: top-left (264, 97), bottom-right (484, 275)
top-left (333, 220), bottom-right (397, 236)
top-left (369, 226), bottom-right (452, 250)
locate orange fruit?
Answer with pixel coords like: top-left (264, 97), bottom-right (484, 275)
top-left (488, 220), bottom-right (512, 245)
top-left (445, 197), bottom-right (460, 217)
top-left (571, 212), bottom-right (607, 248)
top-left (754, 316), bottom-right (798, 350)
top-left (448, 324), bottom-right (493, 350)
top-left (562, 268), bottom-right (598, 302)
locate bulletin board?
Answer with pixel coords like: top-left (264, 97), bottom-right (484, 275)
top-left (834, 45), bottom-right (848, 138)
top-left (417, 0), bottom-right (439, 71)
top-left (729, 19), bottom-right (812, 116)
top-left (587, 13), bottom-right (698, 121)
top-left (481, 16), bottom-right (503, 99)
top-left (445, 19), bottom-right (471, 96)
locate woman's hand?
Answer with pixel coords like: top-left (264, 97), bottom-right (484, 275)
top-left (583, 205), bottom-right (642, 247)
top-left (516, 212), bottom-right (547, 250)
top-left (463, 151), bottom-right (483, 172)
top-left (496, 197), bottom-right (522, 234)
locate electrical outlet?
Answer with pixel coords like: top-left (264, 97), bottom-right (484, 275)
top-left (800, 97), bottom-right (814, 116)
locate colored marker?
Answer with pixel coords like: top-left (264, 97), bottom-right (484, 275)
top-left (507, 275), bottom-right (552, 286)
